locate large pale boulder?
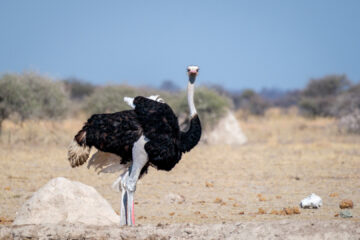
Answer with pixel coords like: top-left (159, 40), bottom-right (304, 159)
top-left (13, 177), bottom-right (119, 226)
top-left (203, 111), bottom-right (247, 145)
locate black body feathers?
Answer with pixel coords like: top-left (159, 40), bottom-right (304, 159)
top-left (72, 96), bottom-right (202, 174)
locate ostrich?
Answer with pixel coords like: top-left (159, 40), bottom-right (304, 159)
top-left (68, 66), bottom-right (201, 226)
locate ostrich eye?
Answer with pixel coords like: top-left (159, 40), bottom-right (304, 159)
top-left (187, 69), bottom-right (190, 72)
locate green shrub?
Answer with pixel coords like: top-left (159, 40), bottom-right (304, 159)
top-left (0, 72), bottom-right (68, 132)
top-left (84, 85), bottom-right (138, 114)
top-left (174, 87), bottom-right (231, 130)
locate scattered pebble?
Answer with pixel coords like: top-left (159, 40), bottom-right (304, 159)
top-left (233, 203), bottom-right (239, 207)
top-left (165, 193), bottom-right (185, 204)
top-left (205, 182), bottom-right (214, 188)
top-left (169, 212), bottom-right (175, 216)
top-left (214, 198), bottom-right (223, 204)
top-left (238, 211), bottom-right (245, 215)
top-left (329, 192), bottom-right (339, 198)
top-left (257, 208), bottom-right (266, 214)
top-left (0, 217), bottom-right (13, 224)
top-left (270, 207), bottom-right (300, 215)
top-left (270, 210), bottom-right (279, 215)
top-left (339, 199), bottom-right (353, 209)
top-left (257, 194), bottom-right (267, 201)
top-left (276, 195), bottom-right (282, 199)
top-left (340, 210), bottom-right (352, 218)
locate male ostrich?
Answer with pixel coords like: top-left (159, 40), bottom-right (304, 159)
top-left (68, 66), bottom-right (201, 226)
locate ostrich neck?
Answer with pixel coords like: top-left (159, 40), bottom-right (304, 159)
top-left (187, 82), bottom-right (197, 117)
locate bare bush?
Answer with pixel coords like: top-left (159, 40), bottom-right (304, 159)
top-left (300, 74), bottom-right (350, 117)
top-left (233, 89), bottom-right (268, 116)
top-left (338, 109), bottom-right (360, 134)
top-left (331, 84), bottom-right (360, 117)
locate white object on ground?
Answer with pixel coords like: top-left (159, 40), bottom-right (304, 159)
top-left (13, 177), bottom-right (120, 226)
top-left (300, 193), bottom-right (322, 208)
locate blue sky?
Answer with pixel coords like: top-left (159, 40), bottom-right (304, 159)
top-left (0, 0), bottom-right (359, 90)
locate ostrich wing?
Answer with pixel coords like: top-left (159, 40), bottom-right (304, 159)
top-left (83, 110), bottom-right (143, 163)
top-left (132, 96), bottom-right (182, 171)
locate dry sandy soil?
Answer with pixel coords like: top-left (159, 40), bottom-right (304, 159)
top-left (0, 109), bottom-right (359, 239)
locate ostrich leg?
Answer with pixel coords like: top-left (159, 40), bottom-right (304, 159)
top-left (119, 172), bottom-right (129, 225)
top-left (123, 135), bottom-right (149, 226)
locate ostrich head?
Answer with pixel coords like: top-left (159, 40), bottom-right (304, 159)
top-left (187, 65), bottom-right (199, 83)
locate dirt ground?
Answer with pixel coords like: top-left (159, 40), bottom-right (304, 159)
top-left (0, 109), bottom-right (359, 239)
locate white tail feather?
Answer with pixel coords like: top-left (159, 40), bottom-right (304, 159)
top-left (68, 140), bottom-right (90, 167)
top-left (87, 151), bottom-right (130, 175)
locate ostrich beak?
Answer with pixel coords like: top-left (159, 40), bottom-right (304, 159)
top-left (188, 73), bottom-right (197, 84)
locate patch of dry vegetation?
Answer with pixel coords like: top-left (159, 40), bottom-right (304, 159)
top-left (0, 108), bottom-right (360, 225)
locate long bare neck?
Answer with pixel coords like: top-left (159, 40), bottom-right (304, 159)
top-left (180, 78), bottom-right (201, 153)
top-left (187, 82), bottom-right (197, 117)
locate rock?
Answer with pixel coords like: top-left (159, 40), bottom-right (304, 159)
top-left (339, 199), bottom-right (353, 209)
top-left (300, 193), bottom-right (322, 208)
top-left (329, 192), bottom-right (339, 197)
top-left (13, 177), bottom-right (119, 226)
top-left (202, 111), bottom-right (247, 145)
top-left (340, 210), bottom-right (353, 218)
top-left (214, 198), bottom-right (223, 204)
top-left (257, 208), bottom-right (266, 214)
top-left (165, 193), bottom-right (185, 204)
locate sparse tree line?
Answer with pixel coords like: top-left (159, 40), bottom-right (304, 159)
top-left (0, 72), bottom-right (359, 134)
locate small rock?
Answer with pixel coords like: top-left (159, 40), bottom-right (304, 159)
top-left (329, 192), bottom-right (339, 197)
top-left (270, 210), bottom-right (279, 215)
top-left (339, 199), bottom-right (353, 209)
top-left (165, 193), bottom-right (185, 204)
top-left (340, 210), bottom-right (352, 218)
top-left (293, 207), bottom-right (301, 214)
top-left (238, 211), bottom-right (245, 215)
top-left (169, 212), bottom-right (175, 216)
top-left (214, 198), bottom-right (223, 204)
top-left (284, 207), bottom-right (294, 215)
top-left (257, 208), bottom-right (266, 214)
top-left (205, 182), bottom-right (214, 188)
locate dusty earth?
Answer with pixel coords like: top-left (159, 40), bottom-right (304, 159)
top-left (0, 109), bottom-right (360, 239)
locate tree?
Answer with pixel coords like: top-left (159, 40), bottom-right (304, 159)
top-left (300, 74), bottom-right (351, 117)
